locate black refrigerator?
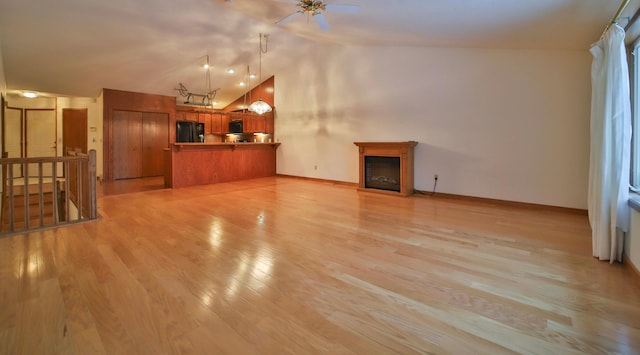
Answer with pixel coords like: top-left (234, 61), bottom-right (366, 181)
top-left (176, 121), bottom-right (205, 142)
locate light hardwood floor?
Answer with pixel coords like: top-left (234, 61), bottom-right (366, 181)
top-left (1, 177), bottom-right (639, 354)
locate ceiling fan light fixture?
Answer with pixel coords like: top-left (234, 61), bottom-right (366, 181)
top-left (277, 1), bottom-right (360, 31)
top-left (299, 0), bottom-right (326, 15)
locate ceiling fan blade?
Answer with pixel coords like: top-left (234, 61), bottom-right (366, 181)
top-left (276, 12), bottom-right (301, 26)
top-left (314, 13), bottom-right (330, 31)
top-left (325, 4), bottom-right (360, 14)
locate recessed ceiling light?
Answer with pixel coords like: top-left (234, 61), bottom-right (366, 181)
top-left (249, 74), bottom-right (256, 79)
top-left (23, 92), bottom-right (37, 98)
top-left (239, 82), bottom-right (245, 86)
top-left (204, 63), bottom-right (210, 69)
top-left (227, 69), bottom-right (235, 74)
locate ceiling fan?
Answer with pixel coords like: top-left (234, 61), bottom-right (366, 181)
top-left (276, 0), bottom-right (360, 31)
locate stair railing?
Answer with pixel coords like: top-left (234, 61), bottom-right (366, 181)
top-left (0, 149), bottom-right (98, 236)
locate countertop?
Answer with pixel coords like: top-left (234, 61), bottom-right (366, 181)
top-left (168, 142), bottom-right (281, 151)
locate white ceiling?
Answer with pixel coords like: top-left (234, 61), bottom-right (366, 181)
top-left (0, 0), bottom-right (636, 108)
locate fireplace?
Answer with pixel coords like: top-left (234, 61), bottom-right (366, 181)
top-left (365, 156), bottom-right (401, 192)
top-left (354, 141), bottom-right (418, 197)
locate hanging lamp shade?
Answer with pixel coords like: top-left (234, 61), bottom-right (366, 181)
top-left (248, 98), bottom-right (272, 114)
top-left (247, 33), bottom-right (272, 115)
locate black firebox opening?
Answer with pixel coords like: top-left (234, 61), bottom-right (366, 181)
top-left (364, 156), bottom-right (401, 192)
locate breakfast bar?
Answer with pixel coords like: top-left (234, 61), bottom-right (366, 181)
top-left (164, 142), bottom-right (281, 188)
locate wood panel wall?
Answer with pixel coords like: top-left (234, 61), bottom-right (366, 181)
top-left (102, 88), bottom-right (176, 180)
top-left (222, 76), bottom-right (275, 112)
top-left (142, 112), bottom-right (169, 177)
top-left (112, 110), bottom-right (143, 179)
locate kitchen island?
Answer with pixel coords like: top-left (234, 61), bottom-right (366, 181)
top-left (164, 142), bottom-right (281, 188)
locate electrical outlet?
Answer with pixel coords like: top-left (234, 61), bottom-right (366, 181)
top-left (314, 165), bottom-right (317, 170)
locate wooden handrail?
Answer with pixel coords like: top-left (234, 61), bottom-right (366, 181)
top-left (0, 152), bottom-right (7, 231)
top-left (0, 149), bottom-right (98, 236)
top-left (0, 155), bottom-right (88, 164)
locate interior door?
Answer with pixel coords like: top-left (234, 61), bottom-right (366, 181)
top-left (4, 107), bottom-right (23, 159)
top-left (142, 112), bottom-right (169, 177)
top-left (112, 110), bottom-right (143, 179)
top-left (2, 106), bottom-right (23, 181)
top-left (62, 108), bottom-right (88, 154)
top-left (25, 109), bottom-right (56, 177)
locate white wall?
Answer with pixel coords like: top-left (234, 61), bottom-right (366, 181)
top-left (274, 45), bottom-right (591, 209)
top-left (0, 40), bottom-right (5, 165)
top-left (56, 96), bottom-right (103, 178)
top-left (4, 95), bottom-right (103, 177)
top-left (6, 95), bottom-right (56, 109)
top-left (0, 39), bottom-right (6, 96)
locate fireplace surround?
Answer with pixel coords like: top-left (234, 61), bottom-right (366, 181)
top-left (354, 141), bottom-right (418, 197)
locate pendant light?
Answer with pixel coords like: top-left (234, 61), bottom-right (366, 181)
top-left (247, 33), bottom-right (272, 115)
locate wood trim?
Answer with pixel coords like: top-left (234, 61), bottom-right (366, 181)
top-left (276, 174), bottom-right (357, 187)
top-left (416, 190), bottom-right (588, 215)
top-left (163, 148), bottom-right (173, 188)
top-left (623, 252), bottom-right (640, 280)
top-left (275, 174), bottom-right (587, 214)
top-left (173, 142), bottom-right (280, 151)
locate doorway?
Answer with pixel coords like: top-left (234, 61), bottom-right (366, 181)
top-left (3, 107), bottom-right (23, 160)
top-left (2, 108), bottom-right (57, 177)
top-left (25, 109), bottom-right (57, 176)
top-left (62, 108), bottom-right (88, 154)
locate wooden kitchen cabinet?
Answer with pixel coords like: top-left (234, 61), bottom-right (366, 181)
top-left (211, 113), bottom-right (222, 134)
top-left (253, 115), bottom-right (266, 133)
top-left (185, 111), bottom-right (198, 122)
top-left (265, 114), bottom-right (274, 135)
top-left (242, 114), bottom-right (266, 133)
top-left (221, 113), bottom-right (230, 134)
top-left (175, 107), bottom-right (254, 136)
top-left (242, 114), bottom-right (253, 133)
top-left (175, 111), bottom-right (186, 121)
top-left (198, 112), bottom-right (211, 134)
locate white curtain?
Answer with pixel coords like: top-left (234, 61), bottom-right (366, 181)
top-left (588, 24), bottom-right (632, 263)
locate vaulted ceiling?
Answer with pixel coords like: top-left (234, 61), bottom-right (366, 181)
top-left (0, 0), bottom-right (636, 108)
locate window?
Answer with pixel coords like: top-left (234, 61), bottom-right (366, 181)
top-left (632, 39), bottom-right (640, 190)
